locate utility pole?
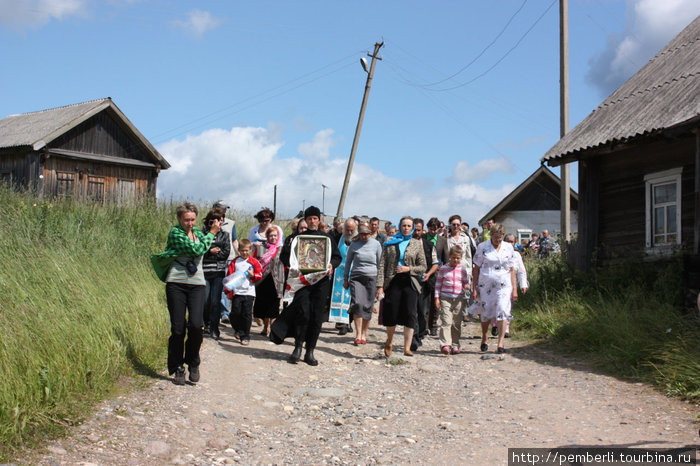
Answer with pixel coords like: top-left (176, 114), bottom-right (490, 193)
top-left (273, 185), bottom-right (277, 218)
top-left (336, 41), bottom-right (384, 220)
top-left (560, 0), bottom-right (571, 241)
top-left (321, 184), bottom-right (328, 216)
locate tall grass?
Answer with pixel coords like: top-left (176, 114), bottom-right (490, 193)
top-left (516, 251), bottom-right (700, 401)
top-left (0, 188), bottom-right (257, 458)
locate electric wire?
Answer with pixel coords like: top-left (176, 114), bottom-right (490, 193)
top-left (151, 51), bottom-right (363, 142)
top-left (428, 0), bottom-right (557, 91)
top-left (420, 0), bottom-right (529, 88)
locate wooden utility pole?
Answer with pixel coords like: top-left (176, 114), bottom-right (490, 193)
top-left (273, 185), bottom-right (277, 218)
top-left (560, 0), bottom-right (571, 241)
top-left (336, 41), bottom-right (384, 220)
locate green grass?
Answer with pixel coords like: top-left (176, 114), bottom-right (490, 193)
top-left (0, 188), bottom-right (262, 459)
top-left (515, 251), bottom-right (700, 402)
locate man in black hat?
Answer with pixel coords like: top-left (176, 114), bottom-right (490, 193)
top-left (279, 206), bottom-right (342, 365)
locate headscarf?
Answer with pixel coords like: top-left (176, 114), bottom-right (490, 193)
top-left (258, 229), bottom-right (282, 273)
top-left (384, 225), bottom-right (415, 266)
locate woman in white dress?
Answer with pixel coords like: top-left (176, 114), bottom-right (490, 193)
top-left (470, 223), bottom-right (517, 354)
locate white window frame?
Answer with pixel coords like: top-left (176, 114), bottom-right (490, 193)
top-left (516, 229), bottom-right (532, 244)
top-left (644, 167), bottom-right (682, 252)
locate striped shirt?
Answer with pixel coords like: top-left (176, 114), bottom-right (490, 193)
top-left (434, 264), bottom-right (470, 298)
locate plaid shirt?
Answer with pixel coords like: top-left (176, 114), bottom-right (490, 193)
top-left (163, 225), bottom-right (214, 258)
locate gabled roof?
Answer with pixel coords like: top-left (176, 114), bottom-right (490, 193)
top-left (0, 98), bottom-right (170, 169)
top-left (478, 165), bottom-right (578, 225)
top-left (543, 15), bottom-right (700, 166)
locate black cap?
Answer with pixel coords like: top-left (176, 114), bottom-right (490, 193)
top-left (304, 205), bottom-right (322, 219)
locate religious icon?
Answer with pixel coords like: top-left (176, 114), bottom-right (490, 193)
top-left (296, 235), bottom-right (329, 273)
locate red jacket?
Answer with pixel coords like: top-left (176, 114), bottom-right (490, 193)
top-left (224, 256), bottom-right (263, 299)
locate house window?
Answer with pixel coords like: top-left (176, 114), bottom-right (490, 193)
top-left (516, 229), bottom-right (532, 244)
top-left (87, 176), bottom-right (105, 203)
top-left (56, 171), bottom-right (75, 197)
top-left (644, 168), bottom-right (682, 249)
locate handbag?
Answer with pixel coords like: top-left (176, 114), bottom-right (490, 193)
top-left (150, 255), bottom-right (176, 282)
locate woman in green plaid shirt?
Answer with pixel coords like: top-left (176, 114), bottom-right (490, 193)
top-left (162, 202), bottom-right (221, 385)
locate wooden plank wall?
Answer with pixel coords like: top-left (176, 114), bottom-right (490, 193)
top-left (0, 150), bottom-right (41, 190)
top-left (595, 135), bottom-right (695, 257)
top-left (43, 156), bottom-right (154, 202)
top-left (51, 111), bottom-right (152, 163)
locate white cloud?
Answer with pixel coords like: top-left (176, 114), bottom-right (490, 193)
top-left (173, 9), bottom-right (221, 37)
top-left (449, 156), bottom-right (515, 183)
top-left (298, 129), bottom-right (335, 160)
top-left (156, 126), bottom-right (517, 226)
top-left (0, 0), bottom-right (87, 29)
top-left (586, 0), bottom-right (700, 97)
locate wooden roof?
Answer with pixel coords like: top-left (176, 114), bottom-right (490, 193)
top-left (542, 15), bottom-right (700, 166)
top-left (478, 165), bottom-right (578, 225)
top-left (0, 98), bottom-right (170, 169)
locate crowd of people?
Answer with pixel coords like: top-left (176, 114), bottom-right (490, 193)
top-left (154, 201), bottom-right (562, 385)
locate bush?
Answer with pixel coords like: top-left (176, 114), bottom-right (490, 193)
top-left (516, 251), bottom-right (700, 401)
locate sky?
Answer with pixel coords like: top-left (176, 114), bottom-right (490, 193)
top-left (2, 0), bottom-right (699, 226)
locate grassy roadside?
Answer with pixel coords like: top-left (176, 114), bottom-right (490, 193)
top-left (515, 251), bottom-right (700, 402)
top-left (0, 188), bottom-right (258, 460)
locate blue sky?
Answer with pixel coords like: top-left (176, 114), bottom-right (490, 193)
top-left (2, 0), bottom-right (699, 225)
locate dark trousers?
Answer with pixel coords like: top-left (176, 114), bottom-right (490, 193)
top-left (412, 282), bottom-right (433, 349)
top-left (293, 277), bottom-right (331, 349)
top-left (204, 273), bottom-right (225, 336)
top-left (166, 282), bottom-right (205, 374)
top-left (231, 295), bottom-right (255, 342)
top-left (428, 287), bottom-right (439, 331)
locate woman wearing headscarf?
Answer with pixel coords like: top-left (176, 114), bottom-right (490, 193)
top-left (343, 221), bottom-right (382, 345)
top-left (376, 216), bottom-right (427, 357)
top-left (157, 202), bottom-right (220, 385)
top-left (253, 225), bottom-right (285, 336)
top-left (469, 223), bottom-right (517, 354)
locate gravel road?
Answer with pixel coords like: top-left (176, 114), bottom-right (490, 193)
top-left (23, 319), bottom-right (699, 465)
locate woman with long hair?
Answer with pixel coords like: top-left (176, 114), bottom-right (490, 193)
top-left (202, 207), bottom-right (231, 340)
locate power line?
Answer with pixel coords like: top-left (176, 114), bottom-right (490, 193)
top-left (421, 0), bottom-right (529, 88)
top-left (429, 0), bottom-right (557, 91)
top-left (151, 51), bottom-right (363, 142)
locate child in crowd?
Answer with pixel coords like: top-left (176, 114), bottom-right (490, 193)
top-left (225, 239), bottom-right (262, 345)
top-left (434, 246), bottom-right (471, 355)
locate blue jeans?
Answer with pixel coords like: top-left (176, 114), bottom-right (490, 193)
top-left (204, 273), bottom-right (224, 337)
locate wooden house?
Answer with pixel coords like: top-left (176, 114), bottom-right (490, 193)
top-left (0, 98), bottom-right (169, 203)
top-left (542, 15), bottom-right (700, 270)
top-left (478, 165), bottom-right (578, 244)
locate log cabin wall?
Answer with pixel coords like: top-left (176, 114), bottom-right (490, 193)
top-left (43, 156), bottom-right (154, 203)
top-left (0, 150), bottom-right (41, 190)
top-left (592, 134), bottom-right (695, 259)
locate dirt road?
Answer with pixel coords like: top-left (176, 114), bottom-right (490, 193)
top-left (25, 320), bottom-right (698, 465)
